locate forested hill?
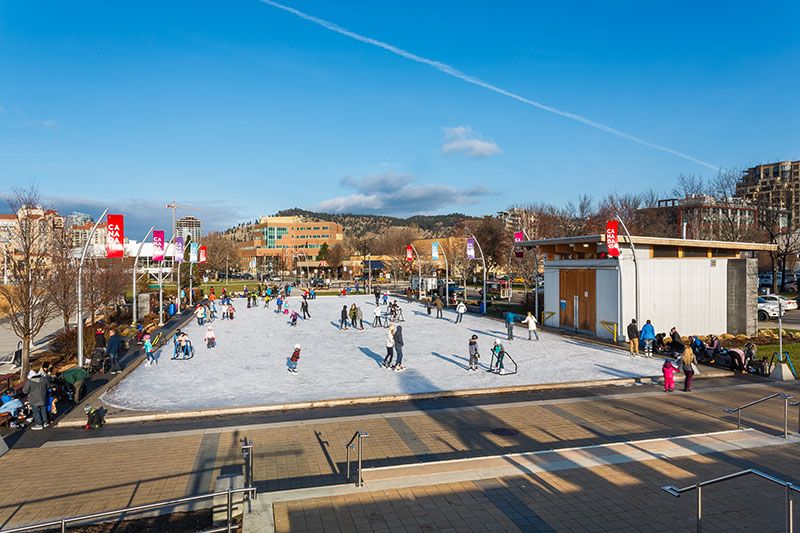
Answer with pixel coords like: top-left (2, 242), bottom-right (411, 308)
top-left (273, 208), bottom-right (480, 236)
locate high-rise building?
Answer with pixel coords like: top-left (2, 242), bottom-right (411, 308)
top-left (737, 160), bottom-right (800, 223)
top-left (177, 215), bottom-right (202, 243)
top-left (66, 212), bottom-right (93, 228)
top-left (497, 207), bottom-right (539, 239)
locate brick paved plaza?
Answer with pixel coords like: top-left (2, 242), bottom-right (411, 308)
top-left (1, 375), bottom-right (800, 531)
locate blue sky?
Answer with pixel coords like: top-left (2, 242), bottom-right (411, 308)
top-left (1, 1), bottom-right (799, 235)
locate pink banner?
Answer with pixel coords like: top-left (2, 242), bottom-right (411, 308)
top-left (513, 231), bottom-right (524, 258)
top-left (105, 214), bottom-right (125, 258)
top-left (153, 230), bottom-right (165, 262)
top-left (175, 237), bottom-right (184, 263)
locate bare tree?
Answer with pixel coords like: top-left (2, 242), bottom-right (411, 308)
top-left (0, 185), bottom-right (56, 378)
top-left (202, 232), bottom-right (239, 277)
top-left (709, 168), bottom-right (758, 242)
top-left (47, 226), bottom-right (78, 332)
top-left (326, 243), bottom-right (347, 278)
top-left (755, 195), bottom-right (800, 294)
top-left (672, 173), bottom-right (707, 198)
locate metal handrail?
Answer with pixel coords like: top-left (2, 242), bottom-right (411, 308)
top-left (0, 486), bottom-right (257, 533)
top-left (345, 430), bottom-right (369, 487)
top-left (723, 393), bottom-right (792, 438)
top-left (488, 350), bottom-right (518, 375)
top-left (662, 468), bottom-right (799, 532)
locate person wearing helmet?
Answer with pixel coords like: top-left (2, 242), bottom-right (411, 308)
top-left (491, 338), bottom-right (505, 374)
top-left (288, 344), bottom-right (301, 373)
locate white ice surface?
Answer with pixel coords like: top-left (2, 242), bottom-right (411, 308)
top-left (101, 295), bottom-right (663, 412)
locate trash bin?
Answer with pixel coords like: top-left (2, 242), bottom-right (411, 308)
top-left (168, 303), bottom-right (176, 316)
top-left (479, 302), bottom-right (487, 314)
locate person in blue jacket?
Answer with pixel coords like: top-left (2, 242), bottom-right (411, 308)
top-left (639, 319), bottom-right (656, 357)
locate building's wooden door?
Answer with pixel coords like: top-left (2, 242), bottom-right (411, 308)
top-left (559, 269), bottom-right (596, 333)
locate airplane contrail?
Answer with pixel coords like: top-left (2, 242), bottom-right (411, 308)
top-left (259, 0), bottom-right (719, 171)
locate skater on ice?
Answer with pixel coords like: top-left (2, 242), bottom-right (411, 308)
top-left (290, 310), bottom-right (299, 326)
top-left (520, 312), bottom-right (538, 340)
top-left (301, 299), bottom-right (310, 319)
top-left (373, 305), bottom-right (383, 328)
top-left (504, 311), bottom-right (516, 341)
top-left (455, 301), bottom-right (467, 323)
top-left (490, 339), bottom-right (506, 374)
top-left (143, 334), bottom-right (155, 366)
top-left (204, 326), bottom-right (217, 349)
top-left (392, 325), bottom-right (405, 371)
top-left (356, 305), bottom-right (364, 329)
top-left (434, 297), bottom-right (444, 319)
top-left (349, 303), bottom-right (358, 328)
top-left (383, 325), bottom-right (395, 367)
top-left (340, 305), bottom-right (349, 330)
top-left (287, 344), bottom-right (301, 373)
top-left (468, 334), bottom-right (480, 371)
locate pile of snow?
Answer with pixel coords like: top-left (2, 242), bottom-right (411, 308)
top-left (102, 295), bottom-right (663, 412)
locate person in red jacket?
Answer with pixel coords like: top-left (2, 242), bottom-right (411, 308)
top-left (662, 358), bottom-right (677, 392)
top-left (287, 344), bottom-right (301, 373)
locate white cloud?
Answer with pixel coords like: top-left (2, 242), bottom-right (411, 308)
top-left (442, 126), bottom-right (502, 158)
top-left (313, 172), bottom-right (492, 215)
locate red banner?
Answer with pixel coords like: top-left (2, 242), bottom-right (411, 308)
top-left (152, 230), bottom-right (165, 262)
top-left (199, 245), bottom-right (208, 263)
top-left (606, 220), bottom-right (620, 257)
top-left (406, 245), bottom-right (413, 262)
top-left (105, 214), bottom-right (125, 258)
top-left (513, 231), bottom-right (524, 258)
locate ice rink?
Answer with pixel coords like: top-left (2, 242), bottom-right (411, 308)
top-left (102, 294), bottom-right (664, 412)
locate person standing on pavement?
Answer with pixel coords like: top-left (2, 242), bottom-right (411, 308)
top-left (106, 329), bottom-right (123, 374)
top-left (520, 312), bottom-right (538, 340)
top-left (455, 301), bottom-right (467, 323)
top-left (627, 319), bottom-right (639, 356)
top-left (22, 368), bottom-right (49, 430)
top-left (639, 319), bottom-right (656, 357)
top-left (680, 347), bottom-right (698, 392)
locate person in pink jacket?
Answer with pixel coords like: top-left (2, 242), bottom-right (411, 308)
top-left (662, 358), bottom-right (677, 392)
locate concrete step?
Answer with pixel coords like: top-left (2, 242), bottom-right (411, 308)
top-left (360, 428), bottom-right (797, 487)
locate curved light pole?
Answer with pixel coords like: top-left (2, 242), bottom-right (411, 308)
top-left (470, 234), bottom-right (488, 314)
top-left (77, 209), bottom-right (109, 368)
top-left (434, 241), bottom-right (449, 306)
top-left (616, 216), bottom-right (639, 326)
top-left (131, 226), bottom-right (155, 327)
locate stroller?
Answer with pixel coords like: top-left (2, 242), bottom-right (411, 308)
top-left (87, 348), bottom-right (109, 374)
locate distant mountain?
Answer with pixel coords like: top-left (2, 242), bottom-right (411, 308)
top-left (272, 208), bottom-right (480, 237)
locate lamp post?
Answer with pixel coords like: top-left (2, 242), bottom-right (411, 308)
top-left (131, 226), bottom-right (155, 327)
top-left (616, 216), bottom-right (639, 326)
top-left (77, 209), bottom-right (109, 368)
top-left (409, 243), bottom-right (422, 300)
top-left (470, 234), bottom-right (488, 314)
top-left (158, 236), bottom-right (175, 327)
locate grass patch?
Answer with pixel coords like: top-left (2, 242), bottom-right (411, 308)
top-left (756, 342), bottom-right (800, 372)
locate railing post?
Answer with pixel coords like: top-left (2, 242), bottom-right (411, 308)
top-left (696, 484), bottom-right (702, 533)
top-left (61, 518), bottom-right (66, 533)
top-left (785, 398), bottom-right (790, 439)
top-left (737, 410), bottom-right (741, 430)
top-left (346, 444), bottom-right (351, 482)
top-left (357, 435), bottom-right (363, 488)
top-left (226, 488), bottom-right (233, 533)
top-left (787, 484), bottom-right (794, 533)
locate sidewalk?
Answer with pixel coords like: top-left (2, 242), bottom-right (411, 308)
top-left (0, 378), bottom-right (797, 529)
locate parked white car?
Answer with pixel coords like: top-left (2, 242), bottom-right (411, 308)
top-left (759, 295), bottom-right (798, 311)
top-left (757, 297), bottom-right (785, 321)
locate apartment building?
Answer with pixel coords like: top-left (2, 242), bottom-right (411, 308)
top-left (655, 195), bottom-right (758, 240)
top-left (737, 160), bottom-right (800, 223)
top-left (176, 215), bottom-right (202, 243)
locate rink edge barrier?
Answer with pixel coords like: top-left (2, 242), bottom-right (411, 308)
top-left (57, 366), bottom-right (733, 427)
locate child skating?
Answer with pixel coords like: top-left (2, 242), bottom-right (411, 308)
top-left (143, 334), bottom-right (155, 366)
top-left (490, 338), bottom-right (505, 374)
top-left (468, 334), bottom-right (480, 371)
top-left (287, 344), bottom-right (301, 373)
top-left (204, 326), bottom-right (216, 349)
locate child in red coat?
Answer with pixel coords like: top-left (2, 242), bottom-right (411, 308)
top-left (287, 344), bottom-right (301, 373)
top-left (662, 359), bottom-right (677, 392)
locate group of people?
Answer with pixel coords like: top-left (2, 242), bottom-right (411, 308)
top-left (628, 319), bottom-right (686, 358)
